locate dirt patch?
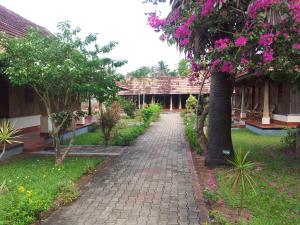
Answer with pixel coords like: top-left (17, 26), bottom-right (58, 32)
top-left (32, 157), bottom-right (112, 225)
top-left (191, 151), bottom-right (252, 224)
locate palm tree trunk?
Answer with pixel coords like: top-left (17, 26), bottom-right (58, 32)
top-left (205, 72), bottom-right (233, 167)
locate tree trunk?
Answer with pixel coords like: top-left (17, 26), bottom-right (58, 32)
top-left (205, 72), bottom-right (233, 167)
top-left (88, 96), bottom-right (92, 115)
top-left (296, 124), bottom-right (300, 155)
top-left (198, 106), bottom-right (209, 153)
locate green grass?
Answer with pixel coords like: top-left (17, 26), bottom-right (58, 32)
top-left (0, 156), bottom-right (103, 225)
top-left (69, 117), bottom-right (149, 146)
top-left (216, 129), bottom-right (300, 225)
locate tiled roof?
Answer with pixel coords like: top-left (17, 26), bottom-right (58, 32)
top-left (0, 4), bottom-right (50, 37)
top-left (118, 74), bottom-right (210, 96)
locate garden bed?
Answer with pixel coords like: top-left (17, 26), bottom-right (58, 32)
top-left (193, 129), bottom-right (300, 225)
top-left (0, 156), bottom-right (104, 225)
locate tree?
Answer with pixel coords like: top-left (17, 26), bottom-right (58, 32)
top-left (155, 60), bottom-right (169, 76)
top-left (127, 66), bottom-right (152, 78)
top-left (146, 0), bottom-right (300, 167)
top-left (178, 59), bottom-right (191, 76)
top-left (0, 22), bottom-right (126, 164)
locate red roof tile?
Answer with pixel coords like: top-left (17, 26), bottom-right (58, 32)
top-left (119, 74), bottom-right (210, 96)
top-left (0, 4), bottom-right (50, 37)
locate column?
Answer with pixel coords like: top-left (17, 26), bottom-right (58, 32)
top-left (40, 116), bottom-right (52, 133)
top-left (151, 95), bottom-right (154, 104)
top-left (142, 94), bottom-right (145, 108)
top-left (138, 94), bottom-right (141, 109)
top-left (170, 95), bottom-right (173, 111)
top-left (240, 86), bottom-right (246, 119)
top-left (179, 94), bottom-right (182, 110)
top-left (262, 80), bottom-right (270, 124)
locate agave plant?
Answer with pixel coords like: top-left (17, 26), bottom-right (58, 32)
top-left (227, 147), bottom-right (257, 216)
top-left (0, 119), bottom-right (22, 159)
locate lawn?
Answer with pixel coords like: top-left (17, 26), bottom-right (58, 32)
top-left (70, 118), bottom-right (146, 146)
top-left (0, 156), bottom-right (103, 225)
top-left (215, 129), bottom-right (300, 225)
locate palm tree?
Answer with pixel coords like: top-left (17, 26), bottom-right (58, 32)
top-left (156, 61), bottom-right (169, 76)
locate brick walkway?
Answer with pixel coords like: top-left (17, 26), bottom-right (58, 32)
top-left (42, 113), bottom-right (208, 225)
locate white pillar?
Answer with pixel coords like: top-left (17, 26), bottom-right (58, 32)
top-left (142, 94), bottom-right (145, 108)
top-left (262, 80), bottom-right (270, 124)
top-left (138, 94), bottom-right (141, 109)
top-left (179, 94), bottom-right (182, 110)
top-left (151, 95), bottom-right (154, 104)
top-left (170, 95), bottom-right (173, 111)
top-left (240, 86), bottom-right (246, 119)
top-left (40, 116), bottom-right (52, 133)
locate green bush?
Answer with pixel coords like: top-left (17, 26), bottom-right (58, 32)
top-left (122, 98), bottom-right (136, 118)
top-left (185, 94), bottom-right (198, 113)
top-left (141, 104), bottom-right (161, 124)
top-left (56, 181), bottom-right (79, 206)
top-left (111, 125), bottom-right (145, 146)
top-left (182, 113), bottom-right (202, 154)
top-left (281, 128), bottom-right (296, 148)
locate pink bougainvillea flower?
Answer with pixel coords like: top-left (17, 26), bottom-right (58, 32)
top-left (259, 33), bottom-right (274, 46)
top-left (174, 14), bottom-right (196, 39)
top-left (215, 38), bottom-right (230, 52)
top-left (241, 57), bottom-right (249, 65)
top-left (289, 3), bottom-right (300, 22)
top-left (191, 60), bottom-right (200, 72)
top-left (201, 0), bottom-right (215, 16)
top-left (148, 13), bottom-right (166, 31)
top-left (220, 60), bottom-right (233, 73)
top-left (180, 38), bottom-right (190, 46)
top-left (207, 175), bottom-right (217, 190)
top-left (248, 0), bottom-right (280, 19)
top-left (175, 25), bottom-right (191, 38)
top-left (235, 36), bottom-right (248, 46)
top-left (159, 34), bottom-right (166, 42)
top-left (292, 43), bottom-right (300, 50)
top-left (211, 58), bottom-right (221, 71)
top-left (263, 49), bottom-right (274, 63)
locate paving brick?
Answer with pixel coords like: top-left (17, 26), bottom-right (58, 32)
top-left (42, 113), bottom-right (208, 225)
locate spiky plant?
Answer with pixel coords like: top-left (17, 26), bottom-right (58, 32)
top-left (0, 119), bottom-right (22, 159)
top-left (227, 147), bottom-right (257, 216)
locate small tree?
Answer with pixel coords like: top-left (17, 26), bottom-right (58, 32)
top-left (122, 98), bottom-right (136, 118)
top-left (185, 95), bottom-right (198, 113)
top-left (178, 59), bottom-right (191, 77)
top-left (0, 120), bottom-right (21, 159)
top-left (99, 101), bottom-right (121, 146)
top-left (1, 22), bottom-right (125, 164)
top-left (227, 148), bottom-right (257, 216)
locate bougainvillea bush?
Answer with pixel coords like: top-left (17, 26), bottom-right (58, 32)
top-left (147, 0), bottom-right (300, 80)
top-left (146, 0), bottom-right (300, 166)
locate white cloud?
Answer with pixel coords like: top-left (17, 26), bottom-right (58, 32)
top-left (0, 0), bottom-right (183, 74)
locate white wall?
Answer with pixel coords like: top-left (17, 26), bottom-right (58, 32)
top-left (6, 115), bottom-right (41, 129)
top-left (273, 114), bottom-right (300, 123)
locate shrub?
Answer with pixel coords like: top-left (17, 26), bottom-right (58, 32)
top-left (185, 94), bottom-right (198, 113)
top-left (227, 148), bottom-right (256, 216)
top-left (0, 119), bottom-right (22, 159)
top-left (111, 125), bottom-right (145, 146)
top-left (56, 181), bottom-right (79, 206)
top-left (183, 113), bottom-right (202, 154)
top-left (141, 104), bottom-right (161, 124)
top-left (281, 128), bottom-right (296, 149)
top-left (99, 101), bottom-right (121, 146)
top-left (122, 98), bottom-right (136, 118)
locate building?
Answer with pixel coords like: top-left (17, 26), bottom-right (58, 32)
top-left (232, 74), bottom-right (300, 135)
top-left (118, 75), bottom-right (210, 110)
top-left (0, 4), bottom-right (51, 131)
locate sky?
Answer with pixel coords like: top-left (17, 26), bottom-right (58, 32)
top-left (0, 0), bottom-right (183, 74)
